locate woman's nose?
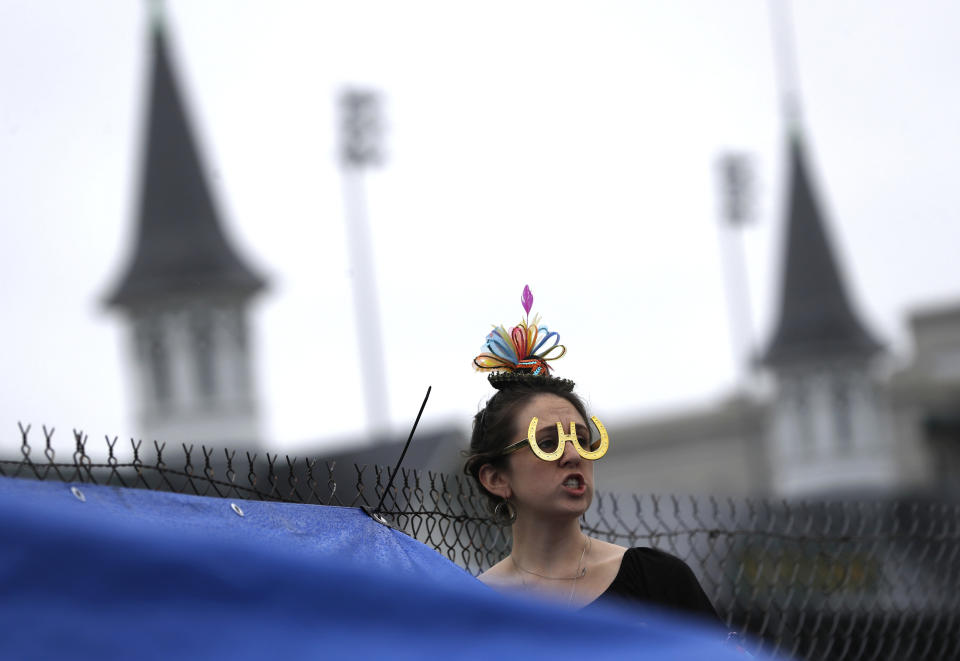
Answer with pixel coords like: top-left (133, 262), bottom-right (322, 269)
top-left (558, 438), bottom-right (581, 465)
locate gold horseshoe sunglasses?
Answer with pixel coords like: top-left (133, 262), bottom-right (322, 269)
top-left (500, 416), bottom-right (609, 462)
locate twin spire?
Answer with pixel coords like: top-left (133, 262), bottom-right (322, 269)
top-left (760, 132), bottom-right (881, 367)
top-left (106, 13), bottom-right (265, 308)
top-left (759, 0), bottom-right (880, 367)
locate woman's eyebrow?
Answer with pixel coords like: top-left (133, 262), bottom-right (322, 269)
top-left (542, 422), bottom-right (588, 434)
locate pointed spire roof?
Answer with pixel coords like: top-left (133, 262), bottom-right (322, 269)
top-left (761, 132), bottom-right (881, 367)
top-left (106, 14), bottom-right (265, 308)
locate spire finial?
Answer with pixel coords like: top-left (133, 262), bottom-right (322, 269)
top-left (769, 0), bottom-right (804, 131)
top-left (148, 0), bottom-right (165, 29)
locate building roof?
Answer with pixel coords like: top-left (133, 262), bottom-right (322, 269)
top-left (293, 426), bottom-right (469, 508)
top-left (761, 133), bottom-right (881, 367)
top-left (105, 20), bottom-right (265, 308)
top-left (317, 427), bottom-right (467, 473)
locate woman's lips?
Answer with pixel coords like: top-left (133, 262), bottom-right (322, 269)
top-left (561, 474), bottom-right (586, 495)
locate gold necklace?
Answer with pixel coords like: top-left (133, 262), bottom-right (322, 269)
top-left (511, 537), bottom-right (591, 605)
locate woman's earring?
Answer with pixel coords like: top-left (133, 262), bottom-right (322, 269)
top-left (493, 499), bottom-right (517, 526)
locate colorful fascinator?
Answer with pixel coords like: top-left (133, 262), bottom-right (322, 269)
top-left (474, 286), bottom-right (569, 389)
top-left (473, 286), bottom-right (607, 459)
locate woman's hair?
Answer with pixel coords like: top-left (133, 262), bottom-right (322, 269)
top-left (463, 376), bottom-right (589, 513)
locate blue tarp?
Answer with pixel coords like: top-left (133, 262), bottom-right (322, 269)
top-left (0, 476), bottom-right (755, 659)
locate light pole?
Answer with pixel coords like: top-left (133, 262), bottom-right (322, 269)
top-left (715, 152), bottom-right (756, 391)
top-left (339, 88), bottom-right (390, 437)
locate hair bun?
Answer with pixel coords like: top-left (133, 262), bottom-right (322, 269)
top-left (488, 371), bottom-right (575, 392)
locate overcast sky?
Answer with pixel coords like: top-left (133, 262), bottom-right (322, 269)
top-left (2, 1), bottom-right (959, 455)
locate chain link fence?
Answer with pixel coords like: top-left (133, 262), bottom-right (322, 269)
top-left (3, 424), bottom-right (959, 661)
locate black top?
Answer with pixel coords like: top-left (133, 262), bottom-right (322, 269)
top-left (588, 547), bottom-right (720, 624)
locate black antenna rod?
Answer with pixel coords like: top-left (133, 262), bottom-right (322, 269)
top-left (369, 385), bottom-right (432, 519)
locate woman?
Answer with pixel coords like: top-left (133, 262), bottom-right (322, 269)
top-left (465, 288), bottom-right (719, 621)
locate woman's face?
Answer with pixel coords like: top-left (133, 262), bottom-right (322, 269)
top-left (503, 393), bottom-right (594, 520)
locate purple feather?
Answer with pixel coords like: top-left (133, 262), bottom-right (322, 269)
top-left (521, 285), bottom-right (533, 317)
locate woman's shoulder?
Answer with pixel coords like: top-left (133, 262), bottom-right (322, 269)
top-left (617, 546), bottom-right (710, 589)
top-left (590, 537), bottom-right (629, 562)
top-left (477, 557), bottom-right (519, 588)
top-left (606, 546), bottom-right (719, 619)
top-left (621, 546), bottom-right (698, 573)
top-left (598, 547), bottom-right (700, 595)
